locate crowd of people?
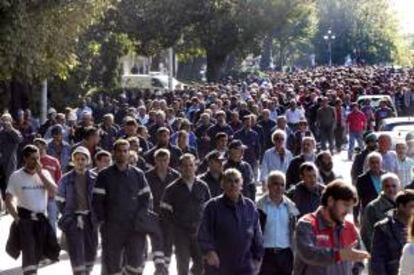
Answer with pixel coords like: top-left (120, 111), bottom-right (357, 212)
top-left (1, 66), bottom-right (414, 275)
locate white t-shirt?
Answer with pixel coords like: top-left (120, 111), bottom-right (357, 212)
top-left (6, 168), bottom-right (53, 214)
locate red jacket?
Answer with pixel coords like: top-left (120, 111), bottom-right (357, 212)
top-left (347, 110), bottom-right (366, 132)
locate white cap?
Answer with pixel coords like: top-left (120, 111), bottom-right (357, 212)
top-left (72, 146), bottom-right (91, 163)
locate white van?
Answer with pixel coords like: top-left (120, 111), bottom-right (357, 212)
top-left (121, 73), bottom-right (183, 90)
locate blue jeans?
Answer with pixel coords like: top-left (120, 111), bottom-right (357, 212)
top-left (47, 198), bottom-right (58, 234)
top-left (348, 131), bottom-right (364, 159)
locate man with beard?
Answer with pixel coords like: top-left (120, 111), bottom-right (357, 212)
top-left (294, 180), bottom-right (369, 275)
top-left (316, 151), bottom-right (340, 185)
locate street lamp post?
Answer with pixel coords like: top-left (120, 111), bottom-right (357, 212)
top-left (323, 29), bottom-right (336, 66)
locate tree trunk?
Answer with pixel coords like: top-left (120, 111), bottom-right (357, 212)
top-left (150, 53), bottom-right (161, 71)
top-left (260, 35), bottom-right (273, 70)
top-left (206, 51), bottom-right (227, 83)
top-left (10, 78), bottom-right (30, 117)
top-left (190, 57), bottom-right (204, 81)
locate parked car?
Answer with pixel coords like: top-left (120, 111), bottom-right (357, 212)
top-left (121, 73), bottom-right (184, 91)
top-left (357, 94), bottom-right (397, 115)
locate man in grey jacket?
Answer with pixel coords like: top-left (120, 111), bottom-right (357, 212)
top-left (293, 180), bottom-right (369, 275)
top-left (257, 171), bottom-right (299, 275)
top-left (360, 172), bottom-right (399, 252)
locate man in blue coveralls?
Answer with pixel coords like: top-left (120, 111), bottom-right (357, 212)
top-left (198, 168), bottom-right (264, 275)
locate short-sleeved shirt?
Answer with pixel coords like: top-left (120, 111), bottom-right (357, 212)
top-left (6, 168), bottom-right (54, 214)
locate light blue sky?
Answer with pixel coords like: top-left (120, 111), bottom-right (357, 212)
top-left (391, 0), bottom-right (414, 34)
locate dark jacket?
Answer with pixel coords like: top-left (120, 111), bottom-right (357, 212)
top-left (56, 170), bottom-right (97, 231)
top-left (360, 193), bottom-right (396, 252)
top-left (257, 119), bottom-right (277, 152)
top-left (370, 212), bottom-right (407, 275)
top-left (223, 159), bottom-right (256, 201)
top-left (354, 170), bottom-right (385, 221)
top-left (144, 144), bottom-right (182, 169)
top-left (145, 167), bottom-right (180, 214)
top-left (92, 164), bottom-right (152, 226)
top-left (198, 171), bottom-right (223, 198)
top-left (351, 148), bottom-right (371, 184)
top-left (286, 181), bottom-right (325, 217)
top-left (6, 207), bottom-right (60, 261)
top-left (286, 154), bottom-right (314, 188)
top-left (0, 128), bottom-right (22, 189)
top-left (234, 128), bottom-right (260, 168)
top-left (160, 178), bottom-right (211, 235)
top-left (198, 195), bottom-right (264, 275)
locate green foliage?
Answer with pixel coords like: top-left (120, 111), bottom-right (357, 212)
top-left (0, 0), bottom-right (112, 82)
top-left (314, 0), bottom-right (409, 65)
top-left (270, 0), bottom-right (317, 68)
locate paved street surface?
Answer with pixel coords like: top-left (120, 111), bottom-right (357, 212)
top-left (0, 150), bottom-right (361, 275)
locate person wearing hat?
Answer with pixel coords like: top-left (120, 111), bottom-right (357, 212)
top-left (223, 139), bottom-right (256, 201)
top-left (351, 132), bottom-right (378, 186)
top-left (198, 151), bottom-right (224, 198)
top-left (56, 146), bottom-right (98, 275)
top-left (34, 138), bottom-right (62, 233)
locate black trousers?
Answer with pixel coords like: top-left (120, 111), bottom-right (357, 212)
top-left (173, 230), bottom-right (203, 275)
top-left (102, 222), bottom-right (146, 275)
top-left (259, 248), bottom-right (293, 275)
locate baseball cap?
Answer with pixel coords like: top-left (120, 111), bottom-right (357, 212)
top-left (364, 133), bottom-right (377, 143)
